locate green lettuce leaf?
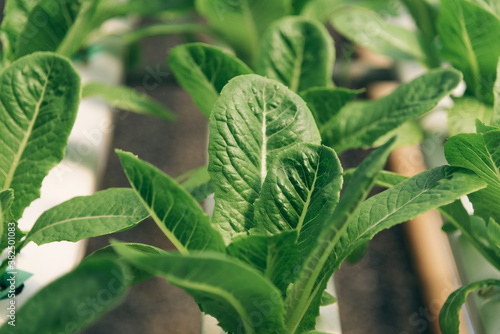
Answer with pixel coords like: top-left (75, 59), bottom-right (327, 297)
top-left (117, 150), bottom-right (225, 253)
top-left (283, 138), bottom-right (395, 333)
top-left (285, 160), bottom-right (486, 332)
top-left (445, 126), bottom-right (500, 223)
top-left (254, 143), bottom-right (342, 259)
top-left (208, 75), bottom-right (321, 242)
top-left (0, 52), bottom-right (81, 220)
top-left (321, 68), bottom-right (461, 153)
top-left (439, 279), bottom-right (500, 334)
top-left (114, 243), bottom-right (286, 334)
top-left (331, 6), bottom-right (425, 61)
top-left (168, 43), bottom-right (252, 117)
top-left (0, 257), bottom-right (129, 334)
top-left (24, 188), bottom-right (149, 245)
top-left (438, 0), bottom-right (500, 103)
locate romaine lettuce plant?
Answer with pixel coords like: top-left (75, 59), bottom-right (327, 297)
top-left (0, 52), bottom-right (165, 333)
top-left (6, 67), bottom-right (487, 334)
top-left (0, 0), bottom-right (190, 325)
top-left (1, 1), bottom-right (494, 333)
top-left (325, 1), bottom-right (500, 332)
top-left (110, 74), bottom-right (485, 334)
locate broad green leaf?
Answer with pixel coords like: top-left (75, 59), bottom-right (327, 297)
top-left (0, 52), bottom-right (81, 220)
top-left (284, 138), bottom-right (395, 333)
top-left (438, 0), bottom-right (500, 103)
top-left (286, 164), bottom-right (486, 332)
top-left (494, 58), bottom-right (500, 125)
top-left (300, 87), bottom-right (359, 128)
top-left (322, 68), bottom-right (462, 153)
top-left (0, 269), bottom-right (32, 300)
top-left (195, 0), bottom-right (290, 65)
top-left (117, 150), bottom-right (225, 253)
top-left (0, 0), bottom-right (37, 60)
top-left (82, 82), bottom-right (176, 121)
top-left (208, 75), bottom-right (321, 242)
top-left (0, 258), bottom-right (129, 334)
top-left (14, 0), bottom-right (81, 58)
top-left (256, 16), bottom-right (335, 93)
top-left (331, 6), bottom-right (425, 61)
top-left (24, 188), bottom-right (149, 246)
top-left (439, 279), bottom-right (500, 334)
top-left (114, 243), bottom-right (286, 334)
top-left (227, 231), bottom-right (299, 296)
top-left (176, 166), bottom-right (214, 202)
top-left (445, 129), bottom-right (500, 223)
top-left (85, 242), bottom-right (167, 286)
top-left (168, 43), bottom-right (253, 117)
top-left (448, 97), bottom-right (493, 136)
top-left (254, 143), bottom-right (342, 259)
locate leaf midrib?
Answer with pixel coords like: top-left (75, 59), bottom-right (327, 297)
top-left (296, 161), bottom-right (320, 232)
top-left (3, 59), bottom-right (53, 189)
top-left (27, 214), bottom-right (136, 242)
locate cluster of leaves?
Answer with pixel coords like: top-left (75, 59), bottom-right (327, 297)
top-left (0, 0), bottom-right (181, 122)
top-left (1, 0), bottom-right (498, 334)
top-left (0, 0), bottom-right (190, 315)
top-left (328, 0), bottom-right (500, 332)
top-left (2, 7), bottom-right (492, 332)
